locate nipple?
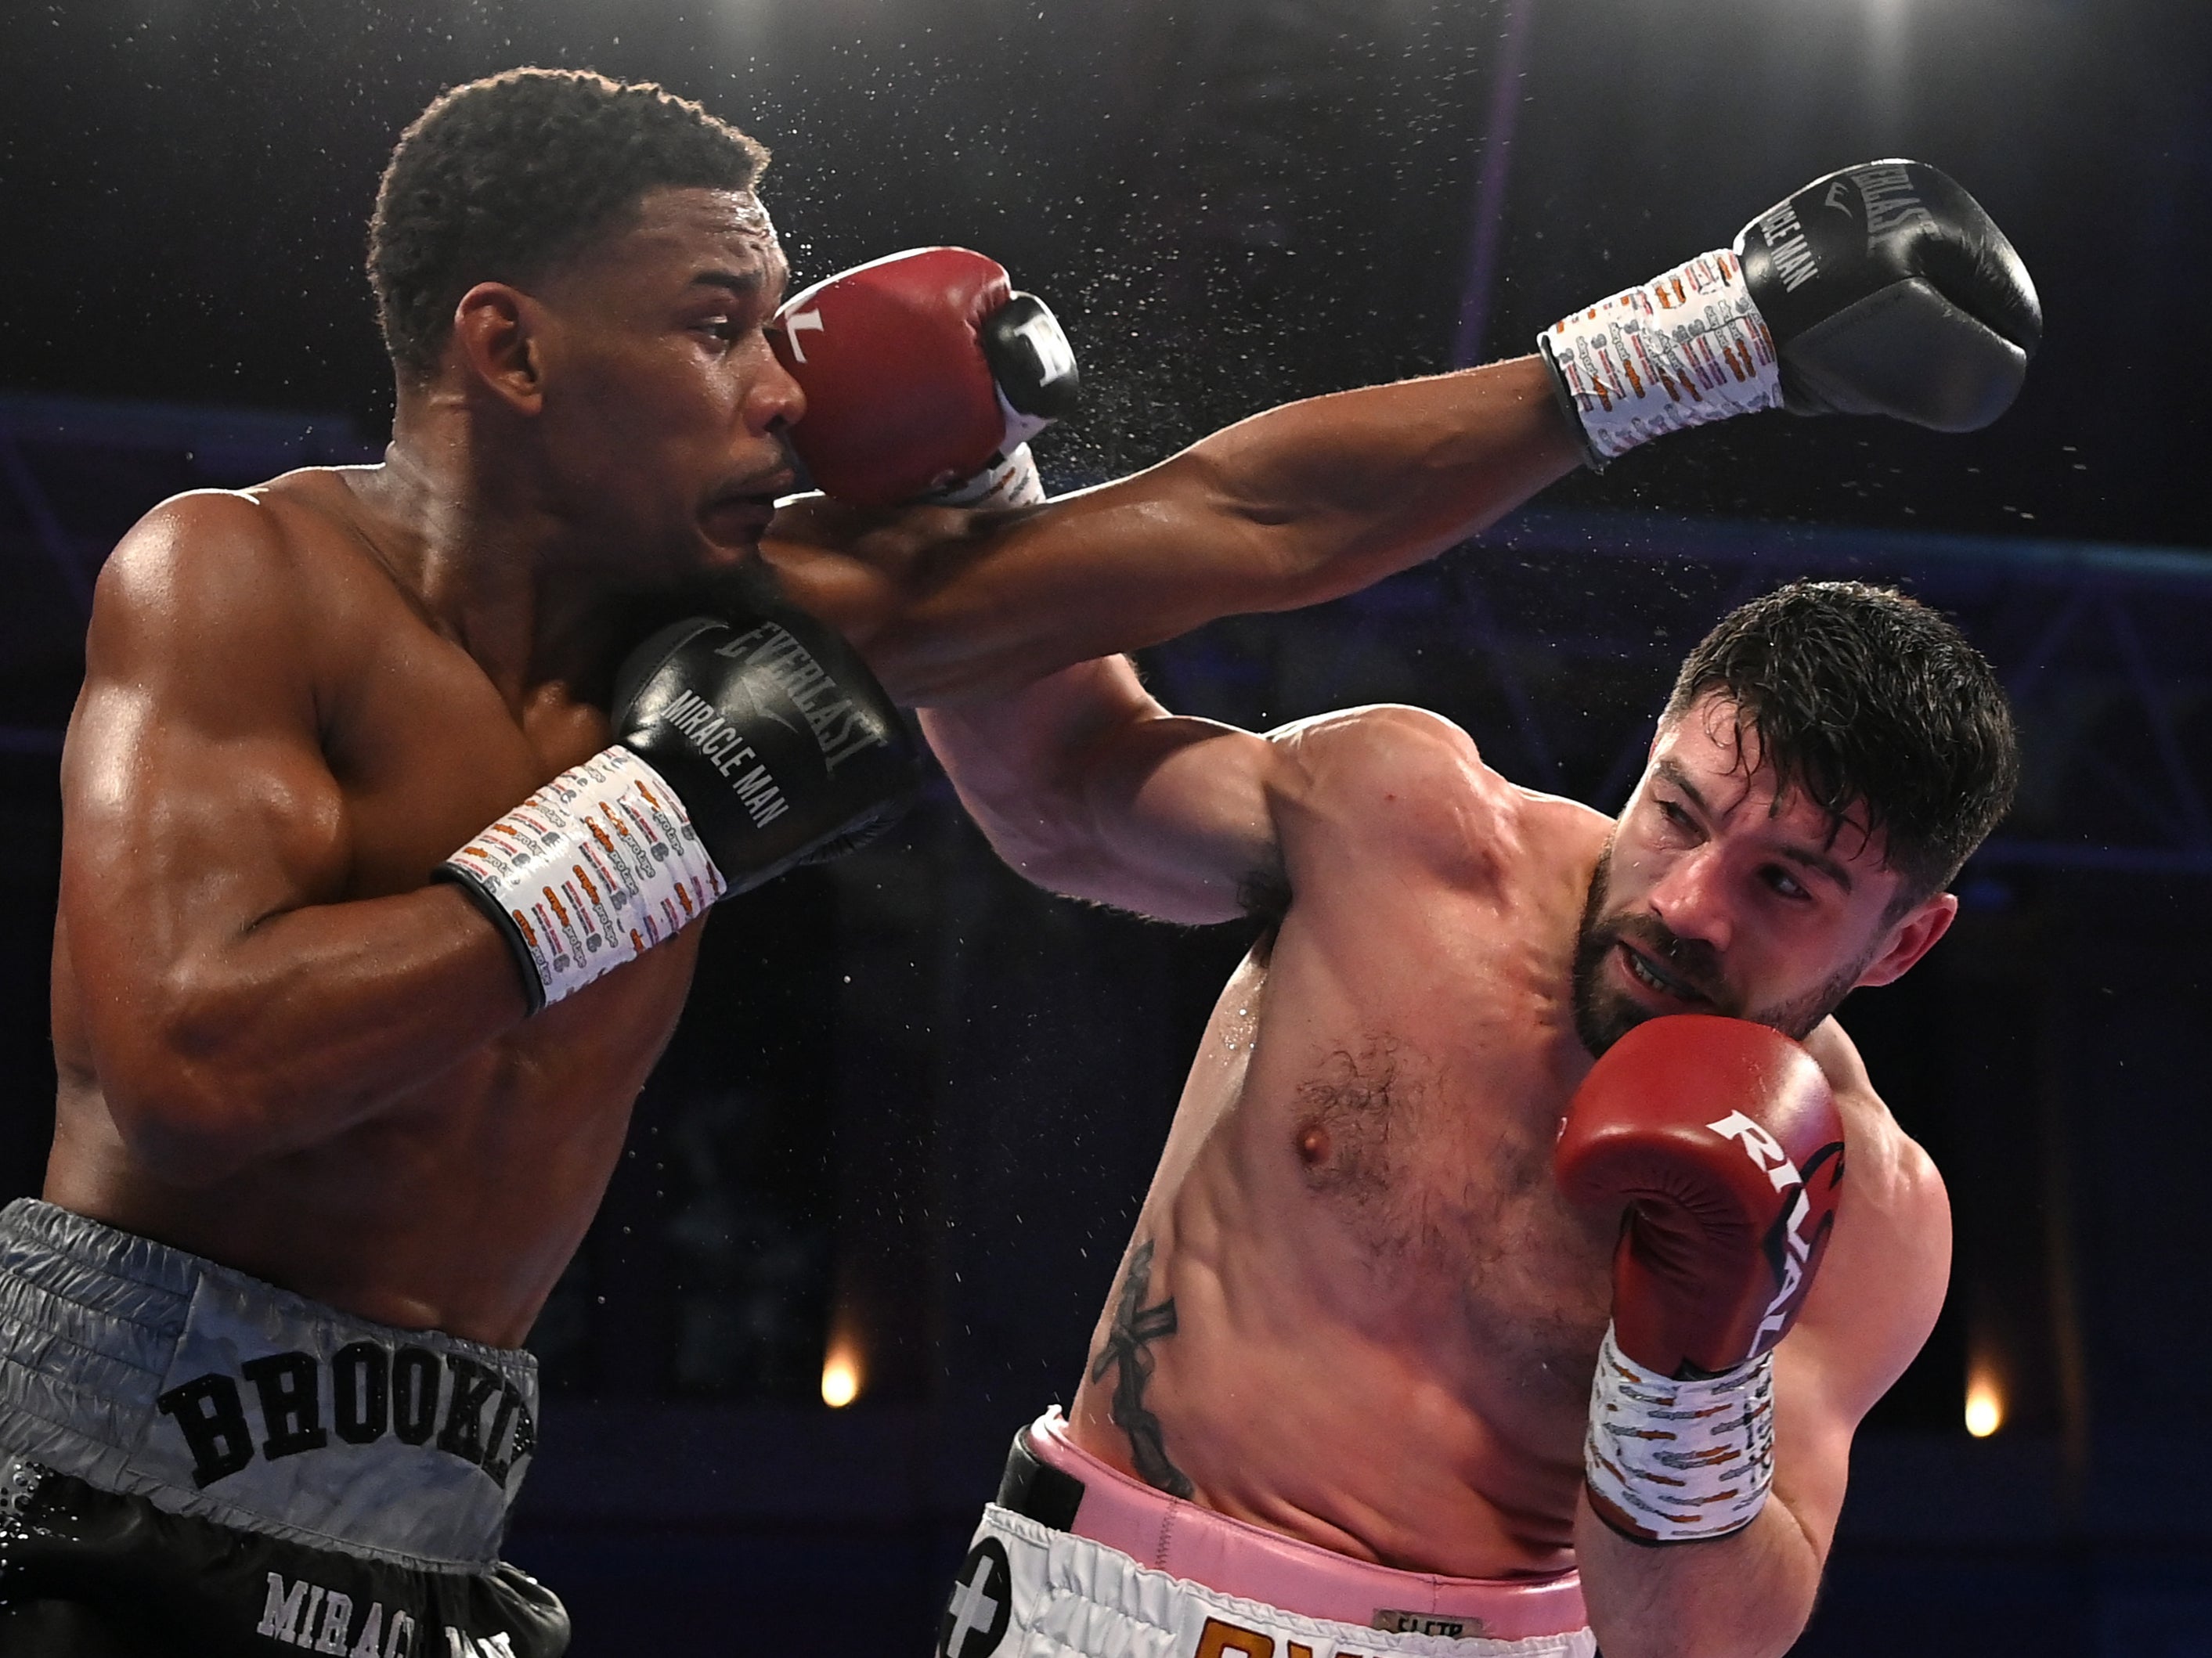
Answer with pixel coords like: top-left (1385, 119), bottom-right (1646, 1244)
top-left (1295, 1123), bottom-right (1331, 1166)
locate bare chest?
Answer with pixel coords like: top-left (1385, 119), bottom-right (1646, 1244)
top-left (324, 629), bottom-right (605, 895)
top-left (1237, 916), bottom-right (1618, 1403)
top-left (1294, 1044), bottom-right (1610, 1369)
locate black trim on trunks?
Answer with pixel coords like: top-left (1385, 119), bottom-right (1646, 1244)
top-left (994, 1429), bottom-right (1086, 1534)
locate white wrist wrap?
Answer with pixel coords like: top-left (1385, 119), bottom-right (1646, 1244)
top-left (926, 442), bottom-right (1046, 509)
top-left (444, 746), bottom-right (727, 1011)
top-left (1584, 1322), bottom-right (1776, 1543)
top-left (1542, 250), bottom-right (1782, 463)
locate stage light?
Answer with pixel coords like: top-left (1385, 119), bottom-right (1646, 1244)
top-left (1964, 1370), bottom-right (2004, 1438)
top-left (821, 1343), bottom-right (861, 1409)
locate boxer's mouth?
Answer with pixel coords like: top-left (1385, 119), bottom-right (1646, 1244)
top-left (1619, 942), bottom-right (1710, 1006)
top-left (700, 476), bottom-right (794, 539)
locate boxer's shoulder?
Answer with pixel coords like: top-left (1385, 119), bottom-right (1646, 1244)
top-left (100, 475), bottom-right (357, 623)
top-left (92, 472), bottom-right (419, 695)
top-left (90, 487), bottom-right (315, 683)
top-left (1271, 705), bottom-right (1591, 889)
top-left (102, 485), bottom-right (294, 593)
top-left (1799, 1018), bottom-right (1944, 1216)
top-left (1271, 702), bottom-right (1488, 809)
top-left (1799, 1020), bottom-right (1936, 1190)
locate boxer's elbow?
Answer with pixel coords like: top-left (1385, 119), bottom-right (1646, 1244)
top-left (1591, 1581), bottom-right (1815, 1658)
top-left (929, 732), bottom-right (1098, 886)
top-left (102, 985), bottom-right (306, 1186)
top-left (102, 1073), bottom-right (269, 1188)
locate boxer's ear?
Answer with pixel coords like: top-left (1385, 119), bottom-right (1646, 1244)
top-left (452, 282), bottom-right (545, 416)
top-left (1854, 890), bottom-right (1958, 989)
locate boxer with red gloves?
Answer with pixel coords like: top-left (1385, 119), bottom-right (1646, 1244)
top-left (924, 577), bottom-right (1997, 1658)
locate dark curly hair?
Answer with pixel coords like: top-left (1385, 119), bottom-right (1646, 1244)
top-left (368, 69), bottom-right (769, 380)
top-left (1664, 580), bottom-right (2019, 905)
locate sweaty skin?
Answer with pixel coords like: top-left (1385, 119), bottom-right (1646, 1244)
top-left (922, 663), bottom-right (1954, 1658)
top-left (46, 185), bottom-right (1579, 1349)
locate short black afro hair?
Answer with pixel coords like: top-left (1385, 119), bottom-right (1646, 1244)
top-left (368, 69), bottom-right (769, 380)
top-left (1665, 580), bottom-right (2019, 903)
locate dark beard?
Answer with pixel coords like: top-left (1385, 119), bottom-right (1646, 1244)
top-left (1569, 838), bottom-right (1870, 1058)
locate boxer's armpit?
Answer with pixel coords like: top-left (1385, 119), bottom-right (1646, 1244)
top-left (1236, 857), bottom-right (1291, 932)
top-left (1088, 1241), bottom-right (1193, 1498)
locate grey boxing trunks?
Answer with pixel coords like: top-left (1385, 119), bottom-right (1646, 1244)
top-left (0, 1199), bottom-right (565, 1656)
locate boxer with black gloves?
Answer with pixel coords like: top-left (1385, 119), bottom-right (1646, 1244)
top-left (762, 158), bottom-right (2033, 708)
top-left (923, 580), bottom-right (2003, 1658)
top-left (16, 60), bottom-right (2027, 1658)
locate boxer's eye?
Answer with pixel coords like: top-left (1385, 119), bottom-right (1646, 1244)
top-left (1762, 865), bottom-right (1811, 902)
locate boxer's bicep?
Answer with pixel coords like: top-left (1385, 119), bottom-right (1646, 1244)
top-left (922, 656), bottom-right (1282, 925)
top-left (1072, 714), bottom-right (1282, 924)
top-left (62, 499), bottom-right (341, 1072)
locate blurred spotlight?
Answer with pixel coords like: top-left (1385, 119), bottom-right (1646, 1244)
top-left (1867, 0), bottom-right (1912, 130)
top-left (1964, 1369), bottom-right (2005, 1438)
top-left (821, 1341), bottom-right (862, 1409)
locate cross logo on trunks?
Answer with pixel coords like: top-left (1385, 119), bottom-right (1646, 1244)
top-left (940, 1537), bottom-right (1012, 1658)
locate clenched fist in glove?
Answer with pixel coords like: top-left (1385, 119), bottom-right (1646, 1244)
top-left (1554, 1015), bottom-right (1846, 1543)
top-left (438, 600), bottom-right (919, 1015)
top-left (1540, 160), bottom-right (2040, 467)
top-left (771, 247), bottom-right (1080, 509)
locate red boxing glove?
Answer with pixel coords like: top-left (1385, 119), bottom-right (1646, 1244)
top-left (771, 247), bottom-right (1080, 508)
top-left (1556, 1015), bottom-right (1844, 1379)
top-left (1557, 1016), bottom-right (1845, 1542)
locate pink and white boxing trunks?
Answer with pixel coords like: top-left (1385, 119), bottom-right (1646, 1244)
top-left (940, 1410), bottom-right (1594, 1658)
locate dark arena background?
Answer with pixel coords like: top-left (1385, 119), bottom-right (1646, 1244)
top-left (5, 1), bottom-right (2210, 1652)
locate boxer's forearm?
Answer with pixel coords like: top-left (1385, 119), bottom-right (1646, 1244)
top-left (85, 886), bottom-right (530, 1185)
top-left (1174, 354), bottom-right (1582, 604)
top-left (939, 355), bottom-right (1578, 697)
top-left (1575, 1494), bottom-right (1822, 1658)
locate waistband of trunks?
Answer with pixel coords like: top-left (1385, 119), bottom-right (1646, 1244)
top-left (1000, 1409), bottom-right (1588, 1641)
top-left (0, 1198), bottom-right (539, 1572)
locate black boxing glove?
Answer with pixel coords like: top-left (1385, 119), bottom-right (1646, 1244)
top-left (1540, 159), bottom-right (2041, 467)
top-left (438, 604), bottom-right (919, 1013)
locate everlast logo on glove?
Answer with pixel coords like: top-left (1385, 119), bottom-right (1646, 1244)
top-left (613, 605), bottom-right (922, 894)
top-left (710, 621), bottom-right (890, 773)
top-left (1849, 163), bottom-right (1936, 240)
